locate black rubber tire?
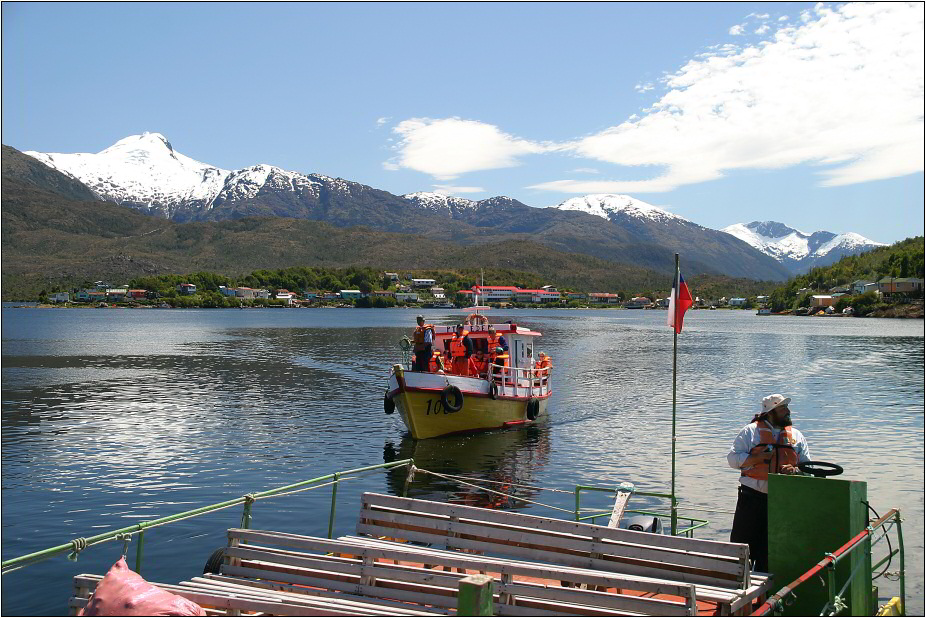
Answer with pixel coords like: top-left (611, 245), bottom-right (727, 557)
top-left (526, 398), bottom-right (540, 420)
top-left (203, 547), bottom-right (227, 574)
top-left (489, 382), bottom-right (499, 400)
top-left (384, 393), bottom-right (395, 415)
top-left (441, 385), bottom-right (464, 412)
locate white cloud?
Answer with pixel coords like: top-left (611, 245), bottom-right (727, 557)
top-left (432, 184), bottom-right (485, 195)
top-left (778, 15), bottom-right (789, 22)
top-left (536, 2), bottom-right (924, 193)
top-left (570, 168), bottom-right (600, 174)
top-left (729, 24), bottom-right (746, 35)
top-left (635, 82), bottom-right (655, 93)
top-left (387, 117), bottom-right (553, 180)
top-left (754, 24), bottom-right (770, 34)
top-left (376, 117), bottom-right (390, 126)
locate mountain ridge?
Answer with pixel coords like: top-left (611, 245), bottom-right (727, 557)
top-left (722, 220), bottom-right (886, 274)
top-left (16, 135), bottom-right (793, 280)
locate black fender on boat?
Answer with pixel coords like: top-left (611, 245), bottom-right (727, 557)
top-left (441, 385), bottom-right (464, 412)
top-left (526, 398), bottom-right (540, 420)
top-left (488, 381), bottom-right (499, 400)
top-left (384, 393), bottom-right (395, 414)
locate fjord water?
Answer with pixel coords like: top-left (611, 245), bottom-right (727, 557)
top-left (2, 307), bottom-right (923, 615)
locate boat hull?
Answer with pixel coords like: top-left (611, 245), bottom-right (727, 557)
top-left (387, 366), bottom-right (550, 439)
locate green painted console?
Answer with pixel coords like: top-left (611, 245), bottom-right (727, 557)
top-left (768, 473), bottom-right (872, 616)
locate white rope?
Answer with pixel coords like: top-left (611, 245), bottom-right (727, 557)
top-left (415, 468), bottom-right (576, 515)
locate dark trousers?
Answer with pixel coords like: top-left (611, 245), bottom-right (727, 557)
top-left (730, 484), bottom-right (769, 572)
top-left (413, 346), bottom-right (431, 372)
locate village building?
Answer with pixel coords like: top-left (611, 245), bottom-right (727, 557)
top-left (588, 292), bottom-right (620, 305)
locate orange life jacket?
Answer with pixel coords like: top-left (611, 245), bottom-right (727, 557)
top-left (535, 357), bottom-right (551, 377)
top-left (741, 422), bottom-right (799, 481)
top-left (449, 331), bottom-right (469, 358)
top-left (428, 350), bottom-right (445, 372)
top-left (469, 356), bottom-right (488, 377)
top-left (486, 334), bottom-right (500, 355)
top-left (412, 324), bottom-right (434, 349)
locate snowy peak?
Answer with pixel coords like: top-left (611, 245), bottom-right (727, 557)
top-left (549, 194), bottom-right (687, 224)
top-left (403, 191), bottom-right (477, 213)
top-left (25, 133), bottom-right (231, 216)
top-left (722, 220), bottom-right (885, 273)
top-left (102, 132), bottom-right (176, 156)
top-left (23, 134), bottom-right (334, 218)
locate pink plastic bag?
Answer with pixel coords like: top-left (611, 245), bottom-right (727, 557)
top-left (79, 557), bottom-right (206, 616)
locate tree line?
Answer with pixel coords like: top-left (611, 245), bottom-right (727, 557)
top-left (767, 237), bottom-right (924, 313)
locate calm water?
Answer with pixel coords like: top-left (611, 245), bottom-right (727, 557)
top-left (2, 307), bottom-right (923, 615)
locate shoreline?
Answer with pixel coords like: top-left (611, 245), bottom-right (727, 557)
top-left (7, 303), bottom-right (923, 318)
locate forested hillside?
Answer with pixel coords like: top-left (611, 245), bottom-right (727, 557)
top-left (767, 237), bottom-right (924, 312)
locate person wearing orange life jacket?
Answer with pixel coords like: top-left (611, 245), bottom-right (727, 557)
top-left (468, 350), bottom-right (488, 378)
top-left (533, 352), bottom-right (552, 385)
top-left (727, 394), bottom-right (811, 572)
top-left (489, 346), bottom-right (510, 382)
top-left (448, 324), bottom-right (473, 375)
top-left (411, 315), bottom-right (435, 372)
top-left (427, 349), bottom-right (445, 373)
top-left (485, 327), bottom-right (508, 363)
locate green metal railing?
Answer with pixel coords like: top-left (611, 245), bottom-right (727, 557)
top-left (752, 508), bottom-right (905, 616)
top-left (1, 459), bottom-right (415, 576)
top-left (573, 484), bottom-right (709, 537)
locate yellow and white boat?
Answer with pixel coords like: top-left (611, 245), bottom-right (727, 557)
top-left (385, 314), bottom-right (552, 439)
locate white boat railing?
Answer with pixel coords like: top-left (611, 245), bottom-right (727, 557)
top-left (489, 363), bottom-right (552, 398)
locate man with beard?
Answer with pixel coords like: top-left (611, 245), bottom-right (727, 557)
top-left (727, 394), bottom-right (812, 572)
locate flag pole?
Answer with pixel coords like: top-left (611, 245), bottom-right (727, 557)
top-left (671, 253), bottom-right (679, 536)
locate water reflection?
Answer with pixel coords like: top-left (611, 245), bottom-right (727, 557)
top-left (383, 424), bottom-right (552, 509)
top-left (2, 308), bottom-right (923, 615)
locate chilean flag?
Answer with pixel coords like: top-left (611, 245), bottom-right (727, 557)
top-left (667, 272), bottom-right (694, 334)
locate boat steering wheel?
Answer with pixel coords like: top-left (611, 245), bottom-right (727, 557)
top-left (798, 461), bottom-right (844, 478)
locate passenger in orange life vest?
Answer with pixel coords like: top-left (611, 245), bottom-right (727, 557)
top-left (427, 349), bottom-right (445, 373)
top-left (448, 324), bottom-right (473, 375)
top-left (468, 350), bottom-right (488, 378)
top-left (727, 394), bottom-right (812, 572)
top-left (490, 346), bottom-right (509, 381)
top-left (411, 315), bottom-right (435, 372)
top-left (534, 352), bottom-right (552, 384)
top-left (486, 327), bottom-right (508, 363)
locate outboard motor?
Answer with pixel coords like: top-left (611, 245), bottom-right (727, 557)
top-left (620, 515), bottom-right (663, 534)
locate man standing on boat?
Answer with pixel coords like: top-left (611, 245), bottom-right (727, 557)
top-left (448, 323), bottom-right (473, 375)
top-left (412, 315), bottom-right (435, 372)
top-left (486, 326), bottom-right (508, 366)
top-left (727, 394), bottom-right (812, 572)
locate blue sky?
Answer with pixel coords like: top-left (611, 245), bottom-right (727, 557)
top-left (2, 2), bottom-right (923, 243)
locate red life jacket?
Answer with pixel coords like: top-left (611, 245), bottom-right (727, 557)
top-left (742, 421), bottom-right (799, 480)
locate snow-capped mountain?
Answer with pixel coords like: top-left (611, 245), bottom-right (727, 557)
top-left (18, 133), bottom-right (793, 280)
top-left (402, 192), bottom-right (480, 215)
top-left (25, 133), bottom-right (232, 218)
top-left (549, 194), bottom-right (687, 225)
top-left (722, 221), bottom-right (885, 274)
top-left (24, 133), bottom-right (331, 221)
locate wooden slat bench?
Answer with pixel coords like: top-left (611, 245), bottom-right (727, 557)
top-left (355, 492), bottom-right (771, 615)
top-left (69, 569), bottom-right (446, 616)
top-left (220, 528), bottom-right (699, 616)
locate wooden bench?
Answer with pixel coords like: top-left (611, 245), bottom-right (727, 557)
top-left (70, 568), bottom-right (447, 616)
top-left (219, 527), bottom-right (699, 616)
top-left (355, 492), bottom-right (771, 615)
